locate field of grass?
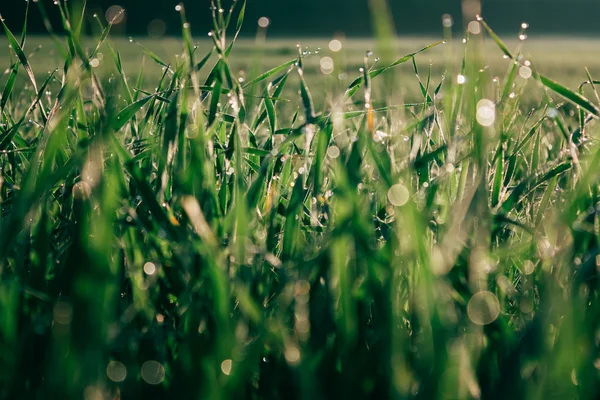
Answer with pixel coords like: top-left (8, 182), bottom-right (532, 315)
top-left (4, 35), bottom-right (600, 103)
top-left (2, 1), bottom-right (600, 399)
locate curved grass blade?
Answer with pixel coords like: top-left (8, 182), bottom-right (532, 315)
top-left (345, 41), bottom-right (443, 98)
top-left (242, 59), bottom-right (296, 89)
top-left (0, 63), bottom-right (18, 113)
top-left (129, 38), bottom-right (169, 68)
top-left (195, 48), bottom-right (214, 72)
top-left (112, 94), bottom-right (156, 132)
top-left (479, 18), bottom-right (514, 59)
top-left (491, 147), bottom-right (503, 208)
top-left (90, 11), bottom-right (124, 58)
top-left (539, 75), bottom-right (600, 119)
top-left (1, 19), bottom-right (38, 93)
top-left (500, 161), bottom-right (572, 213)
top-left (224, 0), bottom-right (246, 57)
top-left (481, 17), bottom-right (600, 118)
top-left (209, 74), bottom-right (222, 127)
top-left (19, 0), bottom-right (30, 47)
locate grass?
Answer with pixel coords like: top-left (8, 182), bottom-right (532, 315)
top-left (1, 1), bottom-right (600, 399)
top-left (5, 36), bottom-right (600, 101)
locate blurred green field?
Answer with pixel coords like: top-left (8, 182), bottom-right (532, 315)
top-left (3, 35), bottom-right (600, 103)
top-left (4, 4), bottom-right (600, 398)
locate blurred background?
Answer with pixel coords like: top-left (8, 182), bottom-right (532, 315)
top-left (2, 0), bottom-right (600, 37)
top-left (2, 0), bottom-right (600, 108)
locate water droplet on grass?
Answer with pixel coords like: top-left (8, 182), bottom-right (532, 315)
top-left (442, 14), bottom-right (453, 28)
top-left (373, 130), bottom-right (389, 143)
top-left (468, 21), bottom-right (481, 34)
top-left (467, 291), bottom-right (500, 325)
top-left (141, 361), bottom-right (165, 385)
top-left (388, 184), bottom-right (409, 207)
top-left (327, 146), bottom-right (340, 159)
top-left (328, 39), bottom-right (342, 52)
top-left (522, 260), bottom-right (535, 275)
top-left (476, 99), bottom-right (496, 127)
top-left (320, 57), bottom-right (334, 74)
top-left (284, 346), bottom-right (301, 365)
top-left (106, 361), bottom-right (127, 383)
top-left (143, 262), bottom-right (156, 275)
top-left (519, 66), bottom-right (532, 79)
top-left (258, 17), bottom-right (270, 28)
top-left (105, 5), bottom-right (125, 24)
top-left (547, 108), bottom-right (559, 119)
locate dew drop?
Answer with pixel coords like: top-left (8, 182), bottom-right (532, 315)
top-left (221, 359), bottom-right (232, 375)
top-left (329, 39), bottom-right (342, 52)
top-left (106, 361), bottom-right (127, 383)
top-left (476, 99), bottom-right (496, 127)
top-left (467, 291), bottom-right (500, 325)
top-left (522, 260), bottom-right (535, 275)
top-left (258, 16), bottom-right (270, 28)
top-left (387, 184), bottom-right (409, 207)
top-left (327, 146), bottom-right (340, 159)
top-left (141, 361), bottom-right (165, 385)
top-left (442, 14), bottom-right (453, 28)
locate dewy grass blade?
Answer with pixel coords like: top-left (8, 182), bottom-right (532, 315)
top-left (0, 63), bottom-right (18, 113)
top-left (539, 75), bottom-right (600, 118)
top-left (242, 59), bottom-right (297, 89)
top-left (19, 0), bottom-right (29, 47)
top-left (491, 147), bottom-right (504, 208)
top-left (481, 17), bottom-right (600, 118)
top-left (224, 0), bottom-right (246, 57)
top-left (90, 11), bottom-right (124, 59)
top-left (208, 72), bottom-right (222, 126)
top-left (112, 94), bottom-right (157, 132)
top-left (129, 38), bottom-right (170, 68)
top-left (345, 41), bottom-right (443, 98)
top-left (1, 19), bottom-right (38, 93)
top-left (478, 17), bottom-right (514, 59)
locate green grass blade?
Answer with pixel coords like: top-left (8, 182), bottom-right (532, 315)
top-left (1, 19), bottom-right (38, 92)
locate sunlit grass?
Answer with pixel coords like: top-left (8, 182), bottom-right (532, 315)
top-left (1, 1), bottom-right (600, 399)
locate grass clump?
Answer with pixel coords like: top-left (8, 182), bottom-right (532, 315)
top-left (1, 1), bottom-right (600, 398)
